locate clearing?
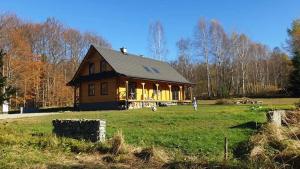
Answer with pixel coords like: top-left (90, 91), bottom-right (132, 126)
top-left (0, 98), bottom-right (298, 168)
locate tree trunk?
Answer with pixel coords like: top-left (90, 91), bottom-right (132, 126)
top-left (205, 51), bottom-right (211, 98)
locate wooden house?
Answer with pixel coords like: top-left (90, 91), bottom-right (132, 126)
top-left (67, 45), bottom-right (194, 110)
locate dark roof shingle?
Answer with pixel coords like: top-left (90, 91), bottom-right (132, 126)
top-left (93, 45), bottom-right (191, 84)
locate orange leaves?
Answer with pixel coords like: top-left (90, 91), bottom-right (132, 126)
top-left (0, 13), bottom-right (110, 108)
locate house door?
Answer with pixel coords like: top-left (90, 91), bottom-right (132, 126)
top-left (128, 82), bottom-right (137, 100)
top-left (172, 86), bottom-right (179, 100)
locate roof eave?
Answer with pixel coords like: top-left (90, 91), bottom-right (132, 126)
top-left (124, 75), bottom-right (195, 85)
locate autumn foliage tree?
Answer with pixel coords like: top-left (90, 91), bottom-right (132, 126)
top-left (0, 14), bottom-right (110, 109)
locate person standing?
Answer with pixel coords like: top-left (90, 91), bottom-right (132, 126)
top-left (193, 97), bottom-right (197, 111)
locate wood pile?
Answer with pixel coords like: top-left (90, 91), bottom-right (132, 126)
top-left (233, 98), bottom-right (263, 105)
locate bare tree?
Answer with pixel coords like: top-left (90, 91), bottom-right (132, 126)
top-left (63, 29), bottom-right (85, 74)
top-left (175, 38), bottom-right (194, 80)
top-left (148, 21), bottom-right (168, 61)
top-left (83, 32), bottom-right (111, 51)
top-left (194, 18), bottom-right (212, 97)
top-left (209, 20), bottom-right (228, 97)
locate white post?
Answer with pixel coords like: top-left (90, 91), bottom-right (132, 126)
top-left (125, 80), bottom-right (129, 109)
top-left (179, 86), bottom-right (183, 101)
top-left (99, 120), bottom-right (106, 142)
top-left (141, 82), bottom-right (145, 107)
top-left (2, 101), bottom-right (8, 114)
top-left (168, 85), bottom-right (172, 100)
top-left (20, 107), bottom-right (23, 114)
top-left (267, 110), bottom-right (284, 126)
top-left (156, 84), bottom-right (159, 101)
top-left (190, 86), bottom-right (193, 100)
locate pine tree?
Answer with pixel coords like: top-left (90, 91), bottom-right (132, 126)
top-left (0, 49), bottom-right (16, 105)
top-left (289, 51), bottom-right (300, 96)
top-left (288, 20), bottom-right (300, 96)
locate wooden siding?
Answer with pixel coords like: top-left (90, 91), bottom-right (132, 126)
top-left (79, 51), bottom-right (113, 76)
top-left (80, 78), bottom-right (117, 103)
top-left (76, 50), bottom-right (190, 104)
top-left (78, 51), bottom-right (116, 104)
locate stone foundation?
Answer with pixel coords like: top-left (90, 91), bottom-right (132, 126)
top-left (52, 119), bottom-right (106, 142)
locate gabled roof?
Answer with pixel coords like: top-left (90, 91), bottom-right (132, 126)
top-left (68, 45), bottom-right (192, 85)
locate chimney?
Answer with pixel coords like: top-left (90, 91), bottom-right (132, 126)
top-left (120, 47), bottom-right (127, 54)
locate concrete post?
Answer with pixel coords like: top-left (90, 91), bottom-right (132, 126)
top-left (266, 110), bottom-right (285, 126)
top-left (2, 101), bottom-right (8, 114)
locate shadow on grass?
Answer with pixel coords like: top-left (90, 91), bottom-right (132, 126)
top-left (47, 163), bottom-right (105, 169)
top-left (230, 121), bottom-right (262, 130)
top-left (232, 140), bottom-right (251, 160)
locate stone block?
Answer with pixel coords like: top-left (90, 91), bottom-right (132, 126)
top-left (52, 119), bottom-right (106, 142)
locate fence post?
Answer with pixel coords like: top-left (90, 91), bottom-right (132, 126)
top-left (224, 137), bottom-right (228, 161)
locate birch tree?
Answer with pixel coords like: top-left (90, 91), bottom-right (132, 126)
top-left (194, 18), bottom-right (212, 97)
top-left (148, 21), bottom-right (168, 61)
top-left (175, 38), bottom-right (194, 81)
top-left (209, 20), bottom-right (228, 97)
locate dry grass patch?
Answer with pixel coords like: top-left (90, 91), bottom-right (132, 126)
top-left (283, 110), bottom-right (300, 125)
top-left (134, 146), bottom-right (169, 163)
top-left (249, 121), bottom-right (300, 168)
top-left (110, 130), bottom-right (128, 155)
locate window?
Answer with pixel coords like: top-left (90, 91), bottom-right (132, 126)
top-left (151, 67), bottom-right (160, 73)
top-left (100, 60), bottom-right (108, 72)
top-left (89, 63), bottom-right (95, 75)
top-left (143, 66), bottom-right (152, 73)
top-left (101, 82), bottom-right (108, 95)
top-left (172, 86), bottom-right (179, 100)
top-left (88, 84), bottom-right (95, 96)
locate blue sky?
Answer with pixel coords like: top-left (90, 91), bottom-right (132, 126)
top-left (0, 0), bottom-right (299, 60)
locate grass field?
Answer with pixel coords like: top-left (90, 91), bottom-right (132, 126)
top-left (0, 98), bottom-right (298, 168)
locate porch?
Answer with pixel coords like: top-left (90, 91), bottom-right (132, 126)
top-left (119, 79), bottom-right (193, 109)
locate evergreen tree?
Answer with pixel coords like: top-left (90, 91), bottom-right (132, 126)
top-left (288, 20), bottom-right (300, 96)
top-left (289, 51), bottom-right (300, 96)
top-left (0, 49), bottom-right (15, 105)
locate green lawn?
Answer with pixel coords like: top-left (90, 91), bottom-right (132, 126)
top-left (3, 106), bottom-right (264, 156)
top-left (0, 100), bottom-right (297, 168)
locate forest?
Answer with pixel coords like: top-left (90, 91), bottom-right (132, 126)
top-left (171, 19), bottom-right (292, 98)
top-left (0, 13), bottom-right (298, 109)
top-left (0, 14), bottom-right (111, 109)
